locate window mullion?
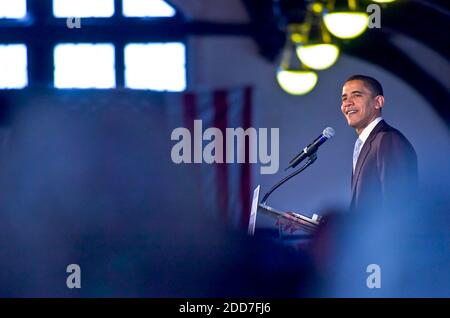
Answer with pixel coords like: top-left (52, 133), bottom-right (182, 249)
top-left (115, 41), bottom-right (125, 88)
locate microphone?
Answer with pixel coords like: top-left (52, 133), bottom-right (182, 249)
top-left (285, 127), bottom-right (335, 170)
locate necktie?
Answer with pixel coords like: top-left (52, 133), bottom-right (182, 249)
top-left (353, 138), bottom-right (363, 172)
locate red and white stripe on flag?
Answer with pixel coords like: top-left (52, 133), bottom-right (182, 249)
top-left (166, 87), bottom-right (253, 230)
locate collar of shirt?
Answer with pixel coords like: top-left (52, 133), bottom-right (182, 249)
top-left (358, 117), bottom-right (383, 145)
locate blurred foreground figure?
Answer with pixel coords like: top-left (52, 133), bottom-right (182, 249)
top-left (309, 193), bottom-right (449, 297)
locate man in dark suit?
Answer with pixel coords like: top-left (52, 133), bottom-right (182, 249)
top-left (341, 75), bottom-right (418, 214)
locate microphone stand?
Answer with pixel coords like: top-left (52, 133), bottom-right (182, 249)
top-left (261, 153), bottom-right (317, 205)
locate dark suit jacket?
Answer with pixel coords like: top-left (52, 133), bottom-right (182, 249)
top-left (350, 120), bottom-right (418, 213)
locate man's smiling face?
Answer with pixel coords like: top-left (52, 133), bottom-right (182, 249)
top-left (341, 80), bottom-right (384, 135)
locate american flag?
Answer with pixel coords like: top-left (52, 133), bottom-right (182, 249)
top-left (13, 88), bottom-right (253, 231)
top-left (166, 86), bottom-right (253, 230)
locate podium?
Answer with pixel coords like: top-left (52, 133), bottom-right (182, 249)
top-left (248, 185), bottom-right (322, 238)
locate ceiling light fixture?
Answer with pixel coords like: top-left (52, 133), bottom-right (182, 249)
top-left (323, 0), bottom-right (369, 39)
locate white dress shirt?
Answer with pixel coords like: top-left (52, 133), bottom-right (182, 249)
top-left (353, 117), bottom-right (383, 172)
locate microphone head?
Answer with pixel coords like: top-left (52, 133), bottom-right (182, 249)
top-left (323, 127), bottom-right (335, 139)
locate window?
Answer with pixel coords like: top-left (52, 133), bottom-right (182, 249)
top-left (0, 1), bottom-right (186, 90)
top-left (124, 43), bottom-right (186, 91)
top-left (53, 0), bottom-right (114, 18)
top-left (122, 0), bottom-right (176, 17)
top-left (0, 44), bottom-right (28, 89)
top-left (54, 43), bottom-right (115, 88)
top-left (0, 0), bottom-right (27, 19)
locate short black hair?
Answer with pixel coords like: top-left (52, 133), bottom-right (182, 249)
top-left (344, 74), bottom-right (384, 97)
